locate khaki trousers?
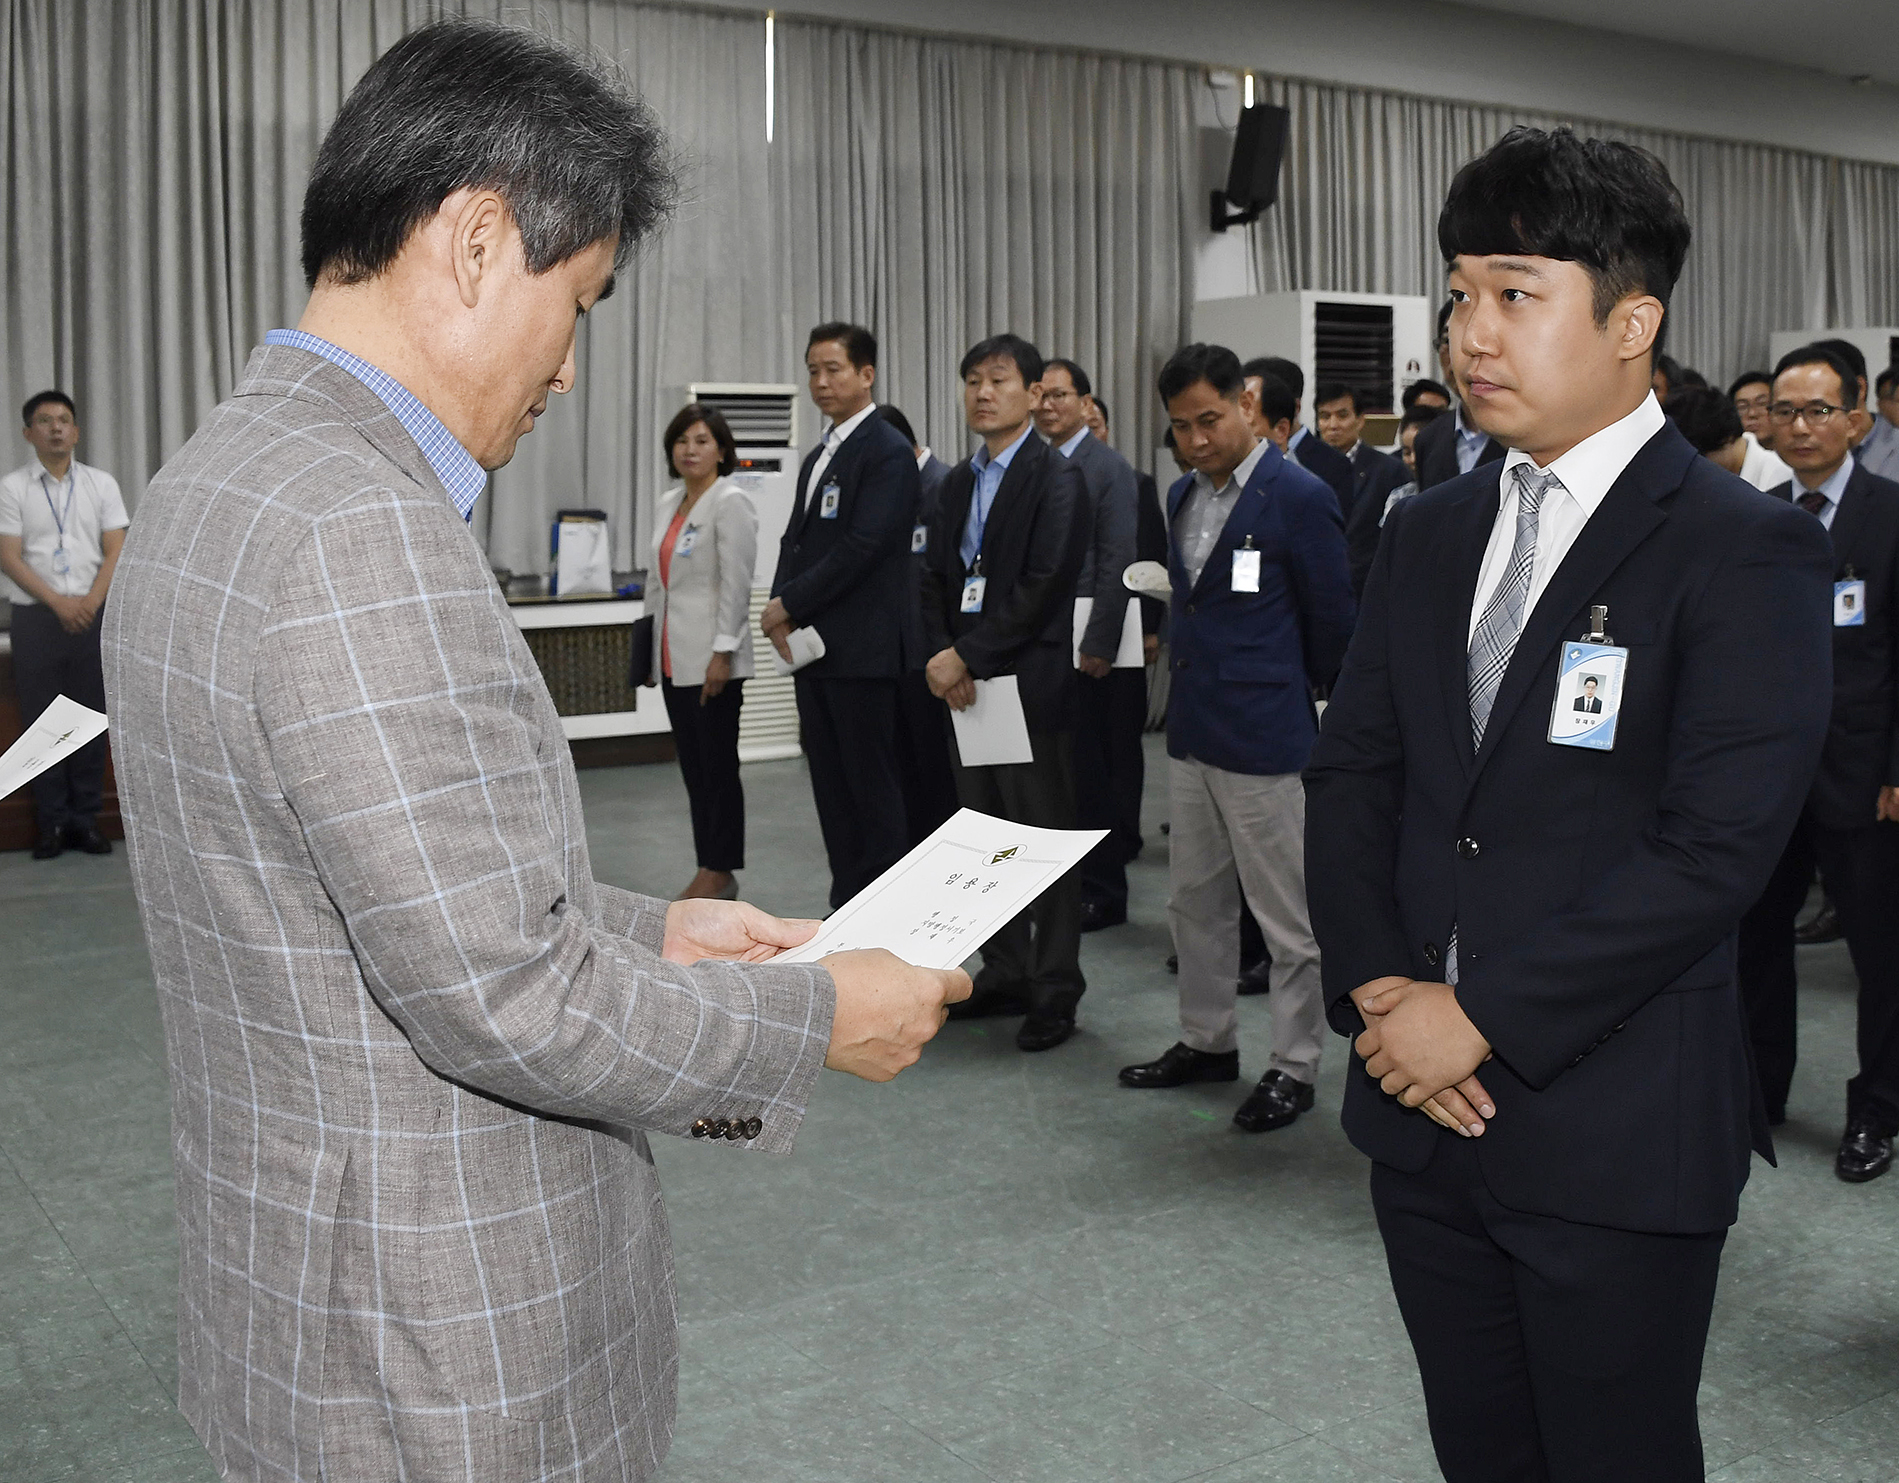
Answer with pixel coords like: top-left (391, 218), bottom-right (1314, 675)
top-left (1167, 755), bottom-right (1323, 1078)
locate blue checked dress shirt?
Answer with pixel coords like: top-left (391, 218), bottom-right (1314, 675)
top-left (959, 424), bottom-right (1034, 569)
top-left (264, 329), bottom-right (488, 521)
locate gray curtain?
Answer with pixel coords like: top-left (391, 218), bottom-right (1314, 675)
top-left (4, 0), bottom-right (1895, 575)
top-left (1237, 73), bottom-right (1899, 386)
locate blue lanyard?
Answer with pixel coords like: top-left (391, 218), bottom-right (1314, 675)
top-left (41, 472), bottom-right (75, 546)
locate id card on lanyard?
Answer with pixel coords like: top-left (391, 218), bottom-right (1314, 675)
top-left (962, 475), bottom-right (1000, 613)
top-left (42, 472), bottom-right (75, 577)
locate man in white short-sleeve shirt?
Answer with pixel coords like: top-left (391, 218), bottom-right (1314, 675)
top-left (0, 390), bottom-right (129, 857)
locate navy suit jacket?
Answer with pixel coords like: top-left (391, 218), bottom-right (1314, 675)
top-left (1413, 408), bottom-right (1504, 490)
top-left (771, 412), bottom-right (921, 678)
top-left (1293, 428), bottom-right (1354, 518)
top-left (1165, 442), bottom-right (1355, 777)
top-left (1768, 462), bottom-right (1899, 831)
top-left (1306, 424), bottom-right (1834, 1234)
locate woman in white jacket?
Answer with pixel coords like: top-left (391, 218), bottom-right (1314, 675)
top-left (647, 403), bottom-right (757, 899)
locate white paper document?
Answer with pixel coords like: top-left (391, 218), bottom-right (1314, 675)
top-left (0, 695), bottom-right (109, 802)
top-left (948, 675), bottom-right (1034, 767)
top-left (775, 807), bottom-right (1109, 970)
top-left (1072, 596), bottom-right (1145, 668)
top-left (769, 626), bottom-right (827, 676)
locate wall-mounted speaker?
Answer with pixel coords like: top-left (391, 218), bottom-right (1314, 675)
top-left (1212, 103), bottom-right (1290, 232)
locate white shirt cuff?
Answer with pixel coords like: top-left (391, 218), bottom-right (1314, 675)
top-left (712, 633), bottom-right (744, 653)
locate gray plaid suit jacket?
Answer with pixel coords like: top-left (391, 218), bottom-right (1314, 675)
top-left (102, 345), bottom-right (835, 1482)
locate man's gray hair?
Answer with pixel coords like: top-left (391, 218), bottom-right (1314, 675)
top-left (300, 18), bottom-right (675, 287)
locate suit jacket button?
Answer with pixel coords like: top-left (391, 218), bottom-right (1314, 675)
top-left (691, 1119), bottom-right (712, 1138)
top-left (745, 1117), bottom-right (763, 1139)
top-left (1176, 658), bottom-right (1190, 670)
top-left (1423, 943), bottom-right (1441, 968)
top-left (1456, 837), bottom-right (1480, 859)
top-left (1186, 603), bottom-right (1197, 615)
top-left (711, 1118), bottom-right (732, 1139)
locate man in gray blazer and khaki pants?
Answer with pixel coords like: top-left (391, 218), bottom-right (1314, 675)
top-left (101, 21), bottom-right (966, 1483)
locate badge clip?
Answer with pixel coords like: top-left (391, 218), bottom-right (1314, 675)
top-left (1581, 605), bottom-right (1614, 646)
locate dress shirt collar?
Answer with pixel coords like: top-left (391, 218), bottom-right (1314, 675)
top-left (1289, 425), bottom-right (1309, 451)
top-left (1058, 426), bottom-right (1091, 458)
top-left (264, 329), bottom-right (487, 522)
top-left (1501, 392), bottom-right (1665, 519)
top-left (972, 422), bottom-right (1035, 476)
top-left (1454, 402), bottom-right (1486, 448)
top-left (823, 402), bottom-right (877, 450)
top-left (1794, 452), bottom-right (1856, 510)
top-left (915, 446), bottom-right (933, 470)
top-left (1193, 437), bottom-right (1269, 500)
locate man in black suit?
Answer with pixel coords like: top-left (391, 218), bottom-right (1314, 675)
top-left (1315, 379), bottom-right (1408, 536)
top-left (1034, 358), bottom-right (1141, 931)
top-left (1739, 343), bottom-right (1899, 1183)
top-left (1244, 356), bottom-right (1354, 520)
top-left (1305, 128), bottom-right (1833, 1479)
top-left (1573, 676), bottom-right (1602, 712)
top-left (764, 323), bottom-right (921, 907)
top-left (1412, 300), bottom-right (1507, 491)
top-left (880, 403), bottom-right (961, 845)
top-left (921, 333), bottom-right (1089, 1052)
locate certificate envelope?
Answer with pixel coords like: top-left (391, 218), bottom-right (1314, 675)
top-left (0, 695), bottom-right (109, 803)
top-left (1072, 597), bottom-right (1145, 668)
top-left (775, 807), bottom-right (1109, 969)
top-left (949, 675), bottom-right (1035, 767)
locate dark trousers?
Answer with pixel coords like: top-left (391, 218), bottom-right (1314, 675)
top-left (1073, 667), bottom-right (1147, 914)
top-left (1739, 815), bottom-right (1899, 1131)
top-left (1372, 1136), bottom-right (1725, 1483)
top-left (951, 731), bottom-right (1085, 1015)
top-left (796, 675), bottom-right (908, 909)
top-left (9, 601), bottom-right (107, 840)
top-left (661, 680), bottom-right (746, 871)
top-left (893, 669), bottom-right (959, 847)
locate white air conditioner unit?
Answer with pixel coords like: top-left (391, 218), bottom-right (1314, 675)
top-left (659, 383), bottom-right (808, 763)
top-left (1191, 291), bottom-right (1435, 439)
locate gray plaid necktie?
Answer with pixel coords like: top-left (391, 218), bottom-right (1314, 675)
top-left (1467, 464), bottom-right (1562, 746)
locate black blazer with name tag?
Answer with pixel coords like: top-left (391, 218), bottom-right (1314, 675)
top-left (1306, 424), bottom-right (1833, 1234)
top-left (771, 412), bottom-right (921, 679)
top-left (1768, 461), bottom-right (1899, 831)
top-left (919, 433), bottom-right (1088, 735)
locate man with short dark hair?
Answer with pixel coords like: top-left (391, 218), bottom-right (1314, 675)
top-left (1308, 126), bottom-right (1832, 1476)
top-left (1119, 343), bottom-right (1352, 1130)
top-left (1, 390), bottom-right (128, 858)
top-left (1315, 380), bottom-right (1408, 532)
top-left (1344, 402), bottom-right (1442, 596)
top-left (1403, 378), bottom-right (1453, 413)
top-left (922, 333), bottom-right (1090, 1052)
top-left (1738, 342), bottom-right (1899, 1185)
top-left (1033, 358), bottom-right (1143, 930)
top-left (102, 22), bottom-right (965, 1479)
top-left (766, 322), bottom-right (922, 907)
top-left (1666, 384), bottom-right (1792, 491)
top-left (1243, 355), bottom-right (1353, 516)
top-left (1861, 364), bottom-right (1899, 481)
top-left (1729, 369), bottom-right (1775, 448)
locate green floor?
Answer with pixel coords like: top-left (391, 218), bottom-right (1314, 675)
top-left (3, 735), bottom-right (1897, 1481)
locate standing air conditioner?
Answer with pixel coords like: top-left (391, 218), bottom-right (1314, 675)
top-left (660, 384), bottom-right (805, 762)
top-left (1191, 291), bottom-right (1434, 448)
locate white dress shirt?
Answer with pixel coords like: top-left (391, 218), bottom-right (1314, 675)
top-left (914, 446), bottom-right (934, 470)
top-left (0, 458), bottom-right (130, 603)
top-left (805, 402), bottom-right (877, 501)
top-left (1468, 394), bottom-right (1665, 643)
top-left (1058, 426), bottom-right (1090, 458)
top-left (1738, 431), bottom-right (1794, 492)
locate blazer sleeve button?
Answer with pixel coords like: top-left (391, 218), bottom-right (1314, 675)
top-left (1456, 837), bottom-right (1480, 859)
top-left (691, 1119), bottom-right (712, 1138)
top-left (745, 1117), bottom-right (763, 1139)
top-left (1423, 942), bottom-right (1441, 968)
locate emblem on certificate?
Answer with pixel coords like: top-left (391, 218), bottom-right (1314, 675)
top-left (1548, 605), bottom-right (1626, 752)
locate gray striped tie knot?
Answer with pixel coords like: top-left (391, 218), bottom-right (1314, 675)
top-left (1466, 463), bottom-right (1562, 746)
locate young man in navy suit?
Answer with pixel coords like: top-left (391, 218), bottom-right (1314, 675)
top-left (1739, 343), bottom-right (1899, 1183)
top-left (1119, 344), bottom-right (1354, 1129)
top-left (1306, 128), bottom-right (1834, 1479)
top-left (1245, 355), bottom-right (1354, 519)
top-left (765, 323), bottom-right (921, 908)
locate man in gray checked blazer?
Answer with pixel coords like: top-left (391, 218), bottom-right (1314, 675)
top-left (101, 21), bottom-right (965, 1483)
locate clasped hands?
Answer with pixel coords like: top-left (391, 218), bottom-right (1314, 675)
top-left (925, 646), bottom-right (977, 711)
top-left (661, 897), bottom-right (969, 1083)
top-left (1351, 976), bottom-right (1496, 1137)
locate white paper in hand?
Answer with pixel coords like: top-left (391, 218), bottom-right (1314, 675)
top-left (1071, 597), bottom-right (1145, 669)
top-left (770, 626), bottom-right (827, 676)
top-left (0, 695), bottom-right (109, 802)
top-left (949, 675), bottom-right (1034, 767)
top-left (775, 807), bottom-right (1108, 969)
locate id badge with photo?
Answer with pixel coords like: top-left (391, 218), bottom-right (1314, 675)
top-left (960, 575), bottom-right (987, 613)
top-left (911, 523), bottom-right (929, 554)
top-left (819, 482), bottom-right (842, 519)
top-left (1548, 641), bottom-right (1628, 751)
top-left (674, 525), bottom-right (699, 557)
top-left (1231, 545), bottom-right (1261, 594)
top-left (1835, 578), bottom-right (1867, 627)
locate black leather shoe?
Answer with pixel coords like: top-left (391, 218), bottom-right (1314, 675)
top-left (947, 985), bottom-right (1028, 1021)
top-left (1017, 1014), bottom-right (1076, 1052)
top-left (31, 835), bottom-right (64, 860)
top-left (1836, 1121), bottom-right (1894, 1183)
top-left (1079, 901), bottom-right (1126, 933)
top-left (1796, 900), bottom-right (1842, 945)
top-left (65, 824), bottom-right (111, 855)
top-left (1236, 960), bottom-right (1272, 996)
top-left (1119, 1042), bottom-right (1239, 1088)
top-left (1233, 1070), bottom-right (1315, 1133)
